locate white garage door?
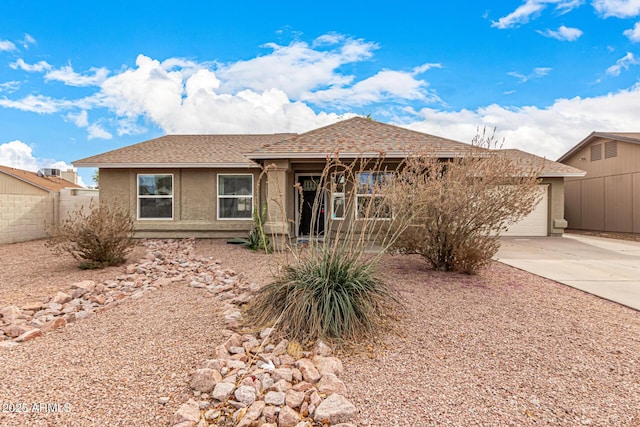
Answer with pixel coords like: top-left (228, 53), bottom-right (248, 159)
top-left (502, 185), bottom-right (548, 237)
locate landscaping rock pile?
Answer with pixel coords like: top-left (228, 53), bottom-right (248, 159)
top-left (0, 238), bottom-right (359, 426)
top-left (169, 332), bottom-right (358, 427)
top-left (0, 239), bottom-right (232, 347)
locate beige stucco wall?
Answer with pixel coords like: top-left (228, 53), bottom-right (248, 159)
top-left (99, 168), bottom-right (258, 238)
top-left (562, 138), bottom-right (640, 233)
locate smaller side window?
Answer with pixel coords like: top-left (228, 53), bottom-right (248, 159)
top-left (137, 174), bottom-right (173, 220)
top-left (218, 174), bottom-right (254, 220)
top-left (331, 172), bottom-right (345, 220)
top-left (590, 144), bottom-right (602, 161)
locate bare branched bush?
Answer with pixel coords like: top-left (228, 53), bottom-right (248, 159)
top-left (247, 156), bottom-right (416, 346)
top-left (385, 128), bottom-right (542, 274)
top-left (45, 203), bottom-right (136, 269)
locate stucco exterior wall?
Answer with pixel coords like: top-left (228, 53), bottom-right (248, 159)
top-left (98, 168), bottom-right (258, 238)
top-left (562, 139), bottom-right (640, 233)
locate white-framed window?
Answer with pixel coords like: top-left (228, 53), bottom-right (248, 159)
top-left (137, 174), bottom-right (173, 220)
top-left (331, 172), bottom-right (346, 220)
top-left (355, 172), bottom-right (393, 220)
top-left (217, 174), bottom-right (253, 220)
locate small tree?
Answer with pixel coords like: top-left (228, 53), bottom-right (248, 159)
top-left (385, 128), bottom-right (542, 274)
top-left (45, 203), bottom-right (136, 269)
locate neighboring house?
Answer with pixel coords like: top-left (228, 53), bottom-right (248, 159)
top-left (558, 132), bottom-right (640, 233)
top-left (73, 117), bottom-right (584, 239)
top-left (0, 166), bottom-right (88, 244)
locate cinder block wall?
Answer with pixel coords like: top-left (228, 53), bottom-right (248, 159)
top-left (59, 188), bottom-right (98, 220)
top-left (1, 189), bottom-right (99, 245)
top-left (0, 193), bottom-right (56, 244)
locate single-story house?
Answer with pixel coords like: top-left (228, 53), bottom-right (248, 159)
top-left (0, 166), bottom-right (85, 244)
top-left (73, 117), bottom-right (584, 239)
top-left (558, 132), bottom-right (640, 233)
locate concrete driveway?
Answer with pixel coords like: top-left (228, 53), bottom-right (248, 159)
top-left (495, 234), bottom-right (640, 311)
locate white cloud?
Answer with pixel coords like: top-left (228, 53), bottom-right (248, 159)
top-left (0, 81), bottom-right (20, 93)
top-left (606, 52), bottom-right (639, 75)
top-left (87, 123), bottom-right (112, 140)
top-left (45, 65), bottom-right (110, 87)
top-left (0, 140), bottom-right (39, 170)
top-left (0, 40), bottom-right (17, 51)
top-left (404, 82), bottom-right (640, 160)
top-left (21, 33), bottom-right (36, 49)
top-left (313, 33), bottom-right (344, 46)
top-left (10, 59), bottom-right (52, 73)
top-left (0, 140), bottom-right (82, 184)
top-left (508, 67), bottom-right (552, 82)
top-left (302, 69), bottom-right (438, 106)
top-left (98, 54), bottom-right (346, 134)
top-left (592, 0), bottom-right (640, 17)
top-left (624, 22), bottom-right (640, 41)
top-left (65, 110), bottom-right (89, 127)
top-left (216, 38), bottom-right (378, 98)
top-left (537, 25), bottom-right (584, 40)
top-left (413, 63), bottom-right (442, 74)
top-left (492, 0), bottom-right (584, 29)
top-left (0, 94), bottom-right (71, 113)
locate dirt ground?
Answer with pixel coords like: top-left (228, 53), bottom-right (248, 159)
top-left (1, 237), bottom-right (640, 425)
top-left (0, 239), bottom-right (147, 307)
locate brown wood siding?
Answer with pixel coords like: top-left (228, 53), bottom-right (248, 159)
top-left (634, 173), bottom-right (640, 233)
top-left (562, 138), bottom-right (640, 233)
top-left (564, 180), bottom-right (582, 229)
top-left (604, 174), bottom-right (633, 232)
top-left (581, 178), bottom-right (605, 231)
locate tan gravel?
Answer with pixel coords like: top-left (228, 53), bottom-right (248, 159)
top-left (341, 255), bottom-right (640, 426)
top-left (2, 239), bottom-right (640, 426)
top-left (0, 239), bottom-right (146, 307)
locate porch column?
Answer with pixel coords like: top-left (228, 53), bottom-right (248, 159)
top-left (263, 160), bottom-right (291, 237)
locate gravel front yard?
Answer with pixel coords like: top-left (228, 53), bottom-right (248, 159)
top-left (1, 239), bottom-right (640, 426)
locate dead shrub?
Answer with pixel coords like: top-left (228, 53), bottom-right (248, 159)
top-left (45, 203), bottom-right (135, 269)
top-left (385, 128), bottom-right (542, 274)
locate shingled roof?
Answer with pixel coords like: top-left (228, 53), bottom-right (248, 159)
top-left (557, 131), bottom-right (640, 163)
top-left (499, 149), bottom-right (586, 177)
top-left (73, 134), bottom-right (295, 168)
top-left (72, 118), bottom-right (583, 177)
top-left (246, 117), bottom-right (473, 159)
top-left (0, 165), bottom-right (83, 192)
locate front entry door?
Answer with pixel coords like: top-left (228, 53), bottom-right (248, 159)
top-left (297, 175), bottom-right (325, 236)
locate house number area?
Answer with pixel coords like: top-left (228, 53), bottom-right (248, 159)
top-left (2, 402), bottom-right (72, 413)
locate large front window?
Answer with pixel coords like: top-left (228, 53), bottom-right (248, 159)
top-left (218, 174), bottom-right (253, 219)
top-left (355, 172), bottom-right (393, 220)
top-left (138, 174), bottom-right (173, 219)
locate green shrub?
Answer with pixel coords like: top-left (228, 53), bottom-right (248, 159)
top-left (247, 241), bottom-right (397, 344)
top-left (45, 203), bottom-right (135, 269)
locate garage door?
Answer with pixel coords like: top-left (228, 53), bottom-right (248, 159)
top-left (502, 185), bottom-right (548, 237)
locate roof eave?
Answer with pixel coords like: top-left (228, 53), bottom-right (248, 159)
top-left (72, 162), bottom-right (260, 169)
top-left (539, 171), bottom-right (587, 178)
top-left (557, 131), bottom-right (640, 163)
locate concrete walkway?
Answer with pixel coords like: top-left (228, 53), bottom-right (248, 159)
top-left (495, 234), bottom-right (640, 311)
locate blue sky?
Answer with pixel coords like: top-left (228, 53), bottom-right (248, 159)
top-left (1, 0), bottom-right (640, 186)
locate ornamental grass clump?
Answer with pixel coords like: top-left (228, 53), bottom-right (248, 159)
top-left (247, 245), bottom-right (396, 344)
top-left (45, 202), bottom-right (135, 269)
top-left (247, 156), bottom-right (415, 345)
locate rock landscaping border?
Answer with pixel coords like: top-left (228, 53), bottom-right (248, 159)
top-left (1, 238), bottom-right (359, 426)
top-left (168, 239), bottom-right (359, 427)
